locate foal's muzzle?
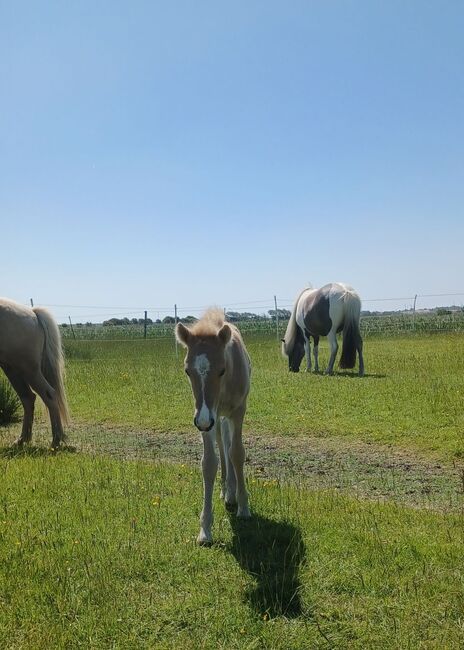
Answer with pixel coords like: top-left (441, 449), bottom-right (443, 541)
top-left (194, 416), bottom-right (215, 432)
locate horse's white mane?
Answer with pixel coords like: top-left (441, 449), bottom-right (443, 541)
top-left (282, 287), bottom-right (311, 356)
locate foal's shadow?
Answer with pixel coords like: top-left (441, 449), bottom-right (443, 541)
top-left (228, 512), bottom-right (305, 618)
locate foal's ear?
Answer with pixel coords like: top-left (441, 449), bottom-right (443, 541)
top-left (175, 322), bottom-right (191, 347)
top-left (218, 323), bottom-right (232, 346)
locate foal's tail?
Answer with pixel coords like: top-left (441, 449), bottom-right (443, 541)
top-left (34, 307), bottom-right (70, 426)
top-left (339, 289), bottom-right (362, 370)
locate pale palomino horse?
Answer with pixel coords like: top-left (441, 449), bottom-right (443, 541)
top-left (176, 309), bottom-right (251, 545)
top-left (0, 298), bottom-right (70, 447)
top-left (282, 283), bottom-right (364, 376)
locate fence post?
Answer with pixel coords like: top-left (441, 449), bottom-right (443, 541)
top-left (68, 316), bottom-right (76, 339)
top-left (274, 295), bottom-right (279, 342)
top-left (144, 311), bottom-right (148, 339)
top-left (174, 304), bottom-right (178, 358)
top-left (30, 298), bottom-right (34, 307)
top-left (413, 294), bottom-right (418, 330)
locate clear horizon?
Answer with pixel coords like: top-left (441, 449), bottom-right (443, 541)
top-left (2, 2), bottom-right (463, 323)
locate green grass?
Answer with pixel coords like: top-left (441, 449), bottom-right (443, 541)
top-left (0, 451), bottom-right (463, 649)
top-left (63, 332), bottom-right (464, 460)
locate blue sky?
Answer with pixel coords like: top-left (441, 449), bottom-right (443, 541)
top-left (1, 1), bottom-right (463, 322)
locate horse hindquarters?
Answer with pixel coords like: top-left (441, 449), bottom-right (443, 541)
top-left (339, 295), bottom-right (364, 375)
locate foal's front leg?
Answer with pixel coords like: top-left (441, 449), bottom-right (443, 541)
top-left (198, 427), bottom-right (218, 545)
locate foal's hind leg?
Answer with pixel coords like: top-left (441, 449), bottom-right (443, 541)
top-left (216, 419), bottom-right (227, 500)
top-left (1, 366), bottom-right (36, 445)
top-left (25, 369), bottom-right (64, 447)
top-left (221, 417), bottom-right (237, 509)
top-left (228, 409), bottom-right (250, 519)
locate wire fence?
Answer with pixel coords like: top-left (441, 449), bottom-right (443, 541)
top-left (59, 308), bottom-right (464, 342)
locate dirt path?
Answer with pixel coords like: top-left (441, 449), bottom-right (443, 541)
top-left (1, 421), bottom-right (463, 512)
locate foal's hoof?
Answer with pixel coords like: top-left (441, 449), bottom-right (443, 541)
top-left (13, 438), bottom-right (26, 447)
top-left (237, 506), bottom-right (251, 519)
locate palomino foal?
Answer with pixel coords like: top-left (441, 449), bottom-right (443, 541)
top-left (176, 309), bottom-right (251, 545)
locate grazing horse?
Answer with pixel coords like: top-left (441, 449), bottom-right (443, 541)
top-left (0, 298), bottom-right (70, 447)
top-left (176, 308), bottom-right (251, 545)
top-left (282, 283), bottom-right (364, 376)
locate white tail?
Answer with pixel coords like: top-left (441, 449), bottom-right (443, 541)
top-left (33, 307), bottom-right (70, 426)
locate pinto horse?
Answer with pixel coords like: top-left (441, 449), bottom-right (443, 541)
top-left (0, 298), bottom-right (69, 447)
top-left (282, 283), bottom-right (364, 376)
top-left (176, 308), bottom-right (251, 545)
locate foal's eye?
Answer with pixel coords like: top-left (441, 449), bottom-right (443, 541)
top-left (219, 368), bottom-right (226, 377)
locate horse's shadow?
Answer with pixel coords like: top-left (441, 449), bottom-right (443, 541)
top-left (228, 512), bottom-right (305, 619)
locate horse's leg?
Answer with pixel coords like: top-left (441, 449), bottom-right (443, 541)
top-left (325, 329), bottom-right (339, 375)
top-left (1, 366), bottom-right (36, 445)
top-left (229, 408), bottom-right (251, 518)
top-left (221, 417), bottom-right (237, 508)
top-left (198, 427), bottom-right (218, 545)
top-left (313, 336), bottom-right (320, 373)
top-left (216, 418), bottom-right (227, 500)
top-left (304, 335), bottom-right (312, 372)
top-left (24, 369), bottom-right (64, 447)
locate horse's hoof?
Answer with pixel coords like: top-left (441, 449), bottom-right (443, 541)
top-left (225, 501), bottom-right (237, 512)
top-left (197, 533), bottom-right (213, 546)
top-left (237, 507), bottom-right (251, 519)
top-left (13, 438), bottom-right (26, 447)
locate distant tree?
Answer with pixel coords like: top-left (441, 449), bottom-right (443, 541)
top-left (162, 316), bottom-right (176, 324)
top-left (181, 315), bottom-right (197, 323)
top-left (268, 309), bottom-right (291, 321)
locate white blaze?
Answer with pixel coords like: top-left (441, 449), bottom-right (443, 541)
top-left (194, 354), bottom-right (212, 429)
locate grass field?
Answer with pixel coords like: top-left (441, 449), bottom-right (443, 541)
top-left (0, 331), bottom-right (463, 648)
top-left (0, 452), bottom-right (463, 649)
top-left (64, 332), bottom-right (464, 460)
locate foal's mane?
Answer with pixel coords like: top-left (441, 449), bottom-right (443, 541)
top-left (282, 287), bottom-right (310, 355)
top-left (189, 307), bottom-right (226, 337)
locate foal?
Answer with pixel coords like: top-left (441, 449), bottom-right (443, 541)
top-left (176, 309), bottom-right (251, 545)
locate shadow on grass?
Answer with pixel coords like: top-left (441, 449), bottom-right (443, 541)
top-left (0, 444), bottom-right (77, 459)
top-left (228, 512), bottom-right (305, 619)
top-left (335, 371), bottom-right (386, 379)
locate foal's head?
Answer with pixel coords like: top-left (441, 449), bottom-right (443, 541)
top-left (176, 320), bottom-right (232, 432)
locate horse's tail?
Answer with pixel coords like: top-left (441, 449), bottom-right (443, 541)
top-left (33, 307), bottom-right (70, 426)
top-left (339, 288), bottom-right (362, 370)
